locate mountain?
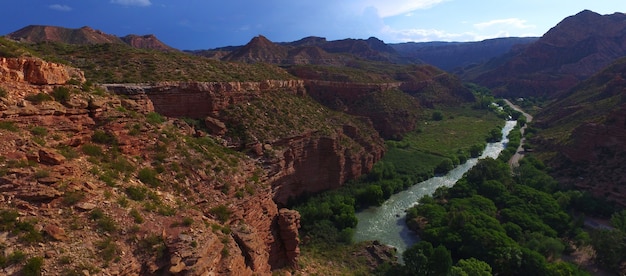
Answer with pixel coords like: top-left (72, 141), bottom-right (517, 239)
top-left (201, 35), bottom-right (404, 65)
top-left (472, 10), bottom-right (626, 98)
top-left (6, 25), bottom-right (177, 51)
top-left (390, 37), bottom-right (538, 71)
top-left (7, 25), bottom-right (122, 44)
top-left (531, 57), bottom-right (626, 205)
top-left (223, 35), bottom-right (289, 63)
top-left (120, 34), bottom-right (178, 52)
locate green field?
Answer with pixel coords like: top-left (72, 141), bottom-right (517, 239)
top-left (383, 105), bottom-right (504, 179)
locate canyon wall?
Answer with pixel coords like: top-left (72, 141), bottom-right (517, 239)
top-left (105, 79), bottom-right (386, 271)
top-left (0, 57), bottom-right (85, 86)
top-left (104, 80), bottom-right (306, 118)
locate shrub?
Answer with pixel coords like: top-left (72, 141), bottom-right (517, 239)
top-left (0, 121), bottom-right (18, 132)
top-left (82, 144), bottom-right (104, 157)
top-left (0, 87), bottom-right (7, 98)
top-left (209, 205), bottom-right (231, 223)
top-left (96, 238), bottom-right (118, 262)
top-left (28, 126), bottom-right (46, 137)
top-left (125, 186), bottom-right (148, 201)
top-left (25, 93), bottom-right (53, 104)
top-left (146, 112), bottom-right (165, 125)
top-left (91, 130), bottom-right (117, 145)
top-left (432, 111), bottom-right (444, 121)
top-left (138, 168), bottom-right (160, 187)
top-left (52, 86), bottom-right (71, 103)
top-left (129, 209), bottom-right (144, 224)
top-left (138, 235), bottom-right (167, 259)
top-left (62, 190), bottom-right (85, 206)
top-left (22, 256), bottom-right (43, 276)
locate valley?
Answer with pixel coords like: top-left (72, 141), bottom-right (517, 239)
top-left (0, 8), bottom-right (626, 276)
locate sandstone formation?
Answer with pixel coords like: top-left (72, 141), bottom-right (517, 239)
top-left (105, 81), bottom-right (386, 206)
top-left (0, 57), bottom-right (85, 86)
top-left (104, 80), bottom-right (306, 118)
top-left (0, 61), bottom-right (308, 275)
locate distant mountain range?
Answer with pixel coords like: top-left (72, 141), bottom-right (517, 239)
top-left (470, 10), bottom-right (626, 98)
top-left (6, 10), bottom-right (626, 102)
top-left (6, 25), bottom-right (177, 52)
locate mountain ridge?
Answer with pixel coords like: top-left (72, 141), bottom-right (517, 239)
top-left (471, 10), bottom-right (626, 98)
top-left (6, 25), bottom-right (177, 52)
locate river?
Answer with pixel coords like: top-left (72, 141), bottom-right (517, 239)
top-left (353, 120), bottom-right (517, 256)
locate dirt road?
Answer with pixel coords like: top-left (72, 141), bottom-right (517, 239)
top-left (503, 99), bottom-right (533, 167)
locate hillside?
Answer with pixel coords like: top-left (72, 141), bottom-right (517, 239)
top-left (532, 57), bottom-right (626, 205)
top-left (471, 10), bottom-right (626, 98)
top-left (391, 37), bottom-right (538, 71)
top-left (0, 25), bottom-right (482, 275)
top-left (7, 25), bottom-right (177, 52)
top-left (0, 51), bottom-right (391, 274)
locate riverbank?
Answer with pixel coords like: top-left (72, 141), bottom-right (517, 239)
top-left (354, 120), bottom-right (517, 255)
top-left (503, 99), bottom-right (533, 167)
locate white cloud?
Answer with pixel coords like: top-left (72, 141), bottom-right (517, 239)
top-left (357, 0), bottom-right (447, 18)
top-left (110, 0), bottom-right (151, 7)
top-left (49, 4), bottom-right (72, 11)
top-left (382, 26), bottom-right (467, 42)
top-left (474, 18), bottom-right (534, 30)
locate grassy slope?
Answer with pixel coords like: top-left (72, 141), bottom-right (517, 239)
top-left (1, 38), bottom-right (295, 83)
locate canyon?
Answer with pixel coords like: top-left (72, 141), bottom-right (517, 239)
top-left (0, 57), bottom-right (390, 275)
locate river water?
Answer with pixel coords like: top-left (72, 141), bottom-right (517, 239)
top-left (353, 120), bottom-right (517, 256)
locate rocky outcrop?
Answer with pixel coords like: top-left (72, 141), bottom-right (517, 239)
top-left (268, 130), bottom-right (384, 205)
top-left (104, 80), bottom-right (306, 118)
top-left (275, 209), bottom-right (301, 268)
top-left (0, 57), bottom-right (85, 85)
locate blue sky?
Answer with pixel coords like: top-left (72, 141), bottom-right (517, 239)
top-left (1, 1), bottom-right (623, 50)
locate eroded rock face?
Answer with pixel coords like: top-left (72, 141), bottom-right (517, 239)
top-left (0, 57), bottom-right (85, 85)
top-left (268, 130), bottom-right (384, 206)
top-left (104, 80), bottom-right (306, 118)
top-left (274, 208), bottom-right (301, 268)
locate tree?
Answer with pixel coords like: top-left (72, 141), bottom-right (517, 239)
top-left (590, 229), bottom-right (626, 272)
top-left (430, 245), bottom-right (453, 276)
top-left (451, 258), bottom-right (492, 276)
top-left (403, 241), bottom-right (452, 276)
top-left (610, 210), bottom-right (626, 232)
top-left (432, 111), bottom-right (444, 121)
top-left (403, 241), bottom-right (433, 275)
top-left (435, 159), bottom-right (454, 174)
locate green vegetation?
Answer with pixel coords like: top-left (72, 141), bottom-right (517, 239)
top-left (90, 208), bottom-right (117, 233)
top-left (137, 167), bottom-right (160, 187)
top-left (0, 121), bottom-right (19, 132)
top-left (294, 104), bottom-right (505, 248)
top-left (369, 156), bottom-right (586, 275)
top-left (52, 86), bottom-right (71, 103)
top-left (91, 130), bottom-right (118, 145)
top-left (96, 237), bottom-right (119, 263)
top-left (23, 42), bottom-right (295, 82)
top-left (0, 209), bottom-right (43, 244)
top-left (209, 205), bottom-right (232, 223)
top-left (22, 256), bottom-right (44, 276)
top-left (30, 126), bottom-right (48, 136)
top-left (25, 92), bottom-right (53, 104)
top-left (137, 234), bottom-right (167, 260)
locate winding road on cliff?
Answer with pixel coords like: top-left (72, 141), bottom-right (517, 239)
top-left (503, 99), bottom-right (533, 167)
